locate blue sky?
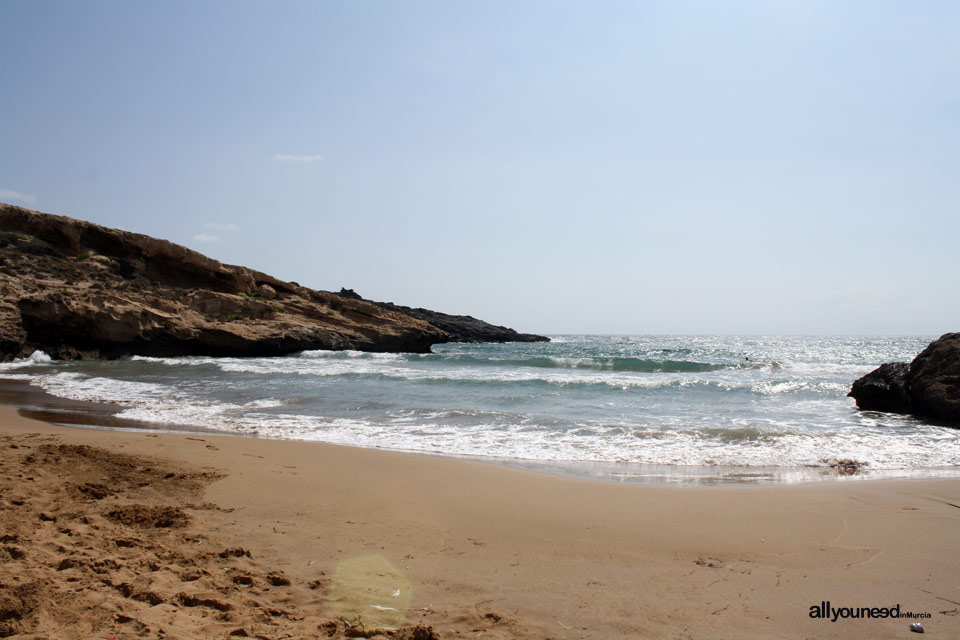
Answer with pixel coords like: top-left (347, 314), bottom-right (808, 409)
top-left (1, 1), bottom-right (957, 334)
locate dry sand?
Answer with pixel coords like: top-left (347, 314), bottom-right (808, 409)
top-left (1, 403), bottom-right (959, 639)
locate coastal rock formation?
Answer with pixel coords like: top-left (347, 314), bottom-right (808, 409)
top-left (848, 362), bottom-right (913, 414)
top-left (337, 288), bottom-right (550, 343)
top-left (0, 203), bottom-right (448, 360)
top-left (849, 333), bottom-right (960, 427)
top-left (909, 333), bottom-right (960, 424)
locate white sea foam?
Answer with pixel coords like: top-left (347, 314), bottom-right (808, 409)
top-left (120, 355), bottom-right (857, 397)
top-left (129, 355), bottom-right (216, 367)
top-left (299, 349), bottom-right (403, 361)
top-left (219, 412), bottom-right (960, 471)
top-left (0, 350), bottom-right (52, 369)
top-left (750, 380), bottom-right (851, 395)
top-left (3, 336), bottom-right (955, 481)
top-left (14, 370), bottom-right (960, 472)
top-left (28, 371), bottom-right (171, 406)
top-left (777, 361), bottom-right (877, 377)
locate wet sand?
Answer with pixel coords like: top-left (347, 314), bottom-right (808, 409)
top-left (1, 402), bottom-right (959, 639)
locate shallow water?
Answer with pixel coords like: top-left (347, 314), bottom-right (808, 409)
top-left (3, 335), bottom-right (959, 485)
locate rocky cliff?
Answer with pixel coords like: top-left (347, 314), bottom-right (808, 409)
top-left (0, 204), bottom-right (448, 360)
top-left (337, 289), bottom-right (550, 343)
top-left (849, 333), bottom-right (960, 427)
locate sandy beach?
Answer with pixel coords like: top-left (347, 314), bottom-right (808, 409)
top-left (1, 401), bottom-right (959, 639)
top-left (5, 1), bottom-right (959, 638)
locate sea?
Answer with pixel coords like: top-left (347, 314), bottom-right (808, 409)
top-left (2, 335), bottom-right (959, 485)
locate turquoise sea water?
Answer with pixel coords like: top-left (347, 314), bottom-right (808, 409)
top-left (3, 335), bottom-right (959, 484)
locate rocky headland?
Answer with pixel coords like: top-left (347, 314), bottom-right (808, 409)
top-left (0, 203), bottom-right (449, 360)
top-left (849, 333), bottom-right (960, 427)
top-left (337, 289), bottom-right (550, 344)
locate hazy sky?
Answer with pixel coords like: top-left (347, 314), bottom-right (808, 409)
top-left (1, 1), bottom-right (957, 335)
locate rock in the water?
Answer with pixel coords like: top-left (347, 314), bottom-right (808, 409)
top-left (338, 288), bottom-right (549, 343)
top-left (849, 333), bottom-right (960, 427)
top-left (0, 203), bottom-right (448, 360)
top-left (909, 332), bottom-right (960, 424)
top-left (847, 362), bottom-right (913, 414)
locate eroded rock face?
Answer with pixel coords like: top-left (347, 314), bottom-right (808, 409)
top-left (849, 333), bottom-right (960, 427)
top-left (0, 204), bottom-right (448, 360)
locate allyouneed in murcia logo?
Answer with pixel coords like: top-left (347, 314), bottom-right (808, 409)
top-left (809, 601), bottom-right (931, 622)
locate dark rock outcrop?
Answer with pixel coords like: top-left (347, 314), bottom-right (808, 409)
top-left (0, 203), bottom-right (448, 360)
top-left (909, 333), bottom-right (960, 424)
top-left (337, 289), bottom-right (550, 344)
top-left (848, 362), bottom-right (913, 414)
top-left (849, 333), bottom-right (960, 427)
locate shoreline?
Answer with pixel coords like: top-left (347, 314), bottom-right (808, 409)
top-left (4, 396), bottom-right (960, 637)
top-left (2, 403), bottom-right (960, 638)
top-left (0, 406), bottom-right (960, 640)
top-left (2, 374), bottom-right (959, 488)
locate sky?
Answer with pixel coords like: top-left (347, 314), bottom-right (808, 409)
top-left (1, 1), bottom-right (957, 335)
